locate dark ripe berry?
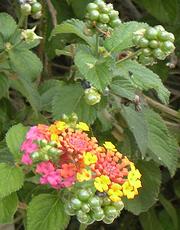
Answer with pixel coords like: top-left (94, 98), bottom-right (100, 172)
top-left (108, 10), bottom-right (119, 20)
top-left (92, 208), bottom-right (105, 221)
top-left (138, 37), bottom-right (149, 48)
top-left (149, 40), bottom-right (159, 49)
top-left (77, 210), bottom-right (90, 224)
top-left (87, 3), bottom-right (98, 12)
top-left (99, 14), bottom-right (110, 24)
top-left (88, 196), bottom-right (101, 208)
top-left (161, 41), bottom-right (175, 53)
top-left (104, 206), bottom-right (118, 218)
top-left (110, 19), bottom-right (121, 28)
top-left (81, 203), bottom-right (91, 213)
top-left (103, 217), bottom-right (114, 224)
top-left (142, 48), bottom-right (152, 56)
top-left (153, 48), bottom-right (166, 60)
top-left (31, 2), bottom-right (42, 14)
top-left (21, 3), bottom-right (31, 15)
top-left (71, 198), bottom-right (82, 210)
top-left (78, 189), bottom-right (91, 201)
top-left (145, 27), bottom-right (158, 40)
top-left (64, 203), bottom-right (76, 216)
top-left (112, 200), bottom-right (124, 211)
top-left (89, 10), bottom-right (99, 21)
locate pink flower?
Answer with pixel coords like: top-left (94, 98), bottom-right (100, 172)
top-left (36, 161), bottom-right (55, 174)
top-left (21, 152), bottom-right (33, 165)
top-left (61, 176), bottom-right (75, 187)
top-left (26, 126), bottom-right (45, 140)
top-left (21, 139), bottom-right (38, 154)
top-left (40, 171), bottom-right (62, 189)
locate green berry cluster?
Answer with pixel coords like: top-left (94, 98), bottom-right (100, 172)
top-left (20, 0), bottom-right (42, 19)
top-left (84, 87), bottom-right (101, 106)
top-left (31, 139), bottom-right (61, 162)
top-left (85, 0), bottom-right (121, 33)
top-left (64, 186), bottom-right (124, 225)
top-left (133, 25), bottom-right (175, 65)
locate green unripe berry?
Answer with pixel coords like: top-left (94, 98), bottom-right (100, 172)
top-left (81, 203), bottom-right (91, 213)
top-left (31, 11), bottom-right (42, 19)
top-left (77, 210), bottom-right (89, 224)
top-left (154, 25), bottom-right (165, 32)
top-left (78, 189), bottom-right (91, 201)
top-left (110, 19), bottom-right (121, 28)
top-left (31, 2), bottom-right (42, 14)
top-left (92, 208), bottom-right (104, 221)
top-left (49, 141), bottom-right (57, 147)
top-left (87, 3), bottom-right (98, 12)
top-left (108, 10), bottom-right (119, 20)
top-left (167, 33), bottom-right (175, 42)
top-left (84, 88), bottom-right (101, 106)
top-left (103, 197), bottom-right (111, 206)
top-left (149, 40), bottom-right (159, 49)
top-left (89, 10), bottom-right (99, 21)
top-left (139, 55), bottom-right (154, 65)
top-left (153, 48), bottom-right (166, 60)
top-left (21, 3), bottom-right (31, 15)
top-left (96, 1), bottom-right (106, 11)
top-left (107, 3), bottom-right (113, 11)
top-left (142, 48), bottom-right (152, 56)
top-left (161, 41), bottom-right (175, 53)
top-left (88, 196), bottom-right (101, 208)
top-left (86, 216), bottom-right (95, 225)
top-left (64, 203), bottom-right (76, 216)
top-left (133, 35), bottom-right (143, 45)
top-left (99, 14), bottom-right (110, 24)
top-left (103, 217), bottom-right (114, 224)
top-left (145, 27), bottom-right (158, 40)
top-left (31, 151), bottom-right (40, 159)
top-left (101, 6), bottom-right (110, 14)
top-left (138, 37), bottom-right (149, 48)
top-left (104, 206), bottom-right (118, 218)
top-left (96, 22), bottom-right (108, 31)
top-left (112, 200), bottom-right (124, 211)
top-left (71, 198), bottom-right (82, 210)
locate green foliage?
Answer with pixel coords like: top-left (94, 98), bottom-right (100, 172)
top-left (0, 163), bottom-right (24, 198)
top-left (0, 193), bottom-right (18, 223)
top-left (0, 13), bottom-right (17, 40)
top-left (0, 73), bottom-right (9, 99)
top-left (27, 194), bottom-right (70, 230)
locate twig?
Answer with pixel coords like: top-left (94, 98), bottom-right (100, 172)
top-left (116, 50), bottom-right (141, 64)
top-left (46, 0), bottom-right (57, 27)
top-left (18, 202), bottom-right (28, 210)
top-left (144, 96), bottom-right (180, 121)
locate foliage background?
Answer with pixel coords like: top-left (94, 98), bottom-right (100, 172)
top-left (0, 0), bottom-right (179, 230)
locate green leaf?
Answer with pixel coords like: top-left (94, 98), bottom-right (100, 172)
top-left (10, 78), bottom-right (41, 114)
top-left (0, 141), bottom-right (14, 164)
top-left (75, 46), bottom-right (112, 92)
top-left (123, 161), bottom-right (161, 215)
top-left (121, 106), bottom-right (148, 155)
top-left (0, 13), bottom-right (17, 40)
top-left (0, 163), bottom-right (24, 198)
top-left (9, 48), bottom-right (42, 81)
top-left (52, 83), bottom-right (97, 124)
top-left (174, 180), bottom-right (180, 198)
top-left (159, 194), bottom-right (179, 230)
top-left (0, 193), bottom-right (18, 223)
top-left (144, 109), bottom-right (178, 176)
top-left (104, 21), bottom-right (147, 53)
top-left (68, 0), bottom-right (92, 19)
top-left (139, 208), bottom-right (164, 230)
top-left (51, 19), bottom-right (94, 47)
top-left (110, 75), bottom-right (135, 100)
top-left (5, 123), bottom-right (28, 161)
top-left (0, 73), bottom-right (9, 99)
top-left (118, 60), bottom-right (170, 104)
top-left (27, 194), bottom-right (70, 230)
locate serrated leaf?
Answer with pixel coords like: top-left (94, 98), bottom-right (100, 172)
top-left (118, 60), bottom-right (170, 104)
top-left (10, 78), bottom-right (41, 114)
top-left (0, 141), bottom-right (14, 164)
top-left (51, 19), bottom-right (94, 47)
top-left (110, 75), bottom-right (135, 100)
top-left (121, 106), bottom-right (148, 155)
top-left (123, 161), bottom-right (161, 215)
top-left (159, 194), bottom-right (179, 230)
top-left (52, 83), bottom-right (97, 124)
top-left (0, 13), bottom-right (17, 40)
top-left (6, 124), bottom-right (28, 161)
top-left (75, 46), bottom-right (112, 92)
top-left (104, 21), bottom-right (148, 53)
top-left (27, 194), bottom-right (70, 230)
top-left (0, 163), bottom-right (24, 198)
top-left (0, 73), bottom-right (9, 99)
top-left (9, 48), bottom-right (42, 82)
top-left (144, 109), bottom-right (178, 176)
top-left (0, 192), bottom-right (18, 223)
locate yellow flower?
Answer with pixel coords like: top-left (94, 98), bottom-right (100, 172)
top-left (83, 152), bottom-right (97, 165)
top-left (128, 170), bottom-right (142, 188)
top-left (76, 169), bottom-right (92, 182)
top-left (76, 122), bottom-right (89, 131)
top-left (55, 121), bottom-right (68, 131)
top-left (103, 142), bottom-right (117, 152)
top-left (94, 175), bottom-right (111, 192)
top-left (122, 181), bottom-right (138, 199)
top-left (108, 183), bottom-right (123, 202)
top-left (51, 133), bottom-right (59, 143)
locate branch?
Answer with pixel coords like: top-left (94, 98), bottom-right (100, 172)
top-left (46, 0), bottom-right (57, 27)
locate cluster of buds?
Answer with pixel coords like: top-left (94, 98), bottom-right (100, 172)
top-left (21, 115), bottom-right (142, 224)
top-left (20, 0), bottom-right (42, 19)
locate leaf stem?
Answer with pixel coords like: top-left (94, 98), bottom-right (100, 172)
top-left (116, 50), bottom-right (142, 64)
top-left (18, 14), bottom-right (26, 28)
top-left (79, 223), bottom-right (87, 230)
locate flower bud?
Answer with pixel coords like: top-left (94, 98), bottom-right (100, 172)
top-left (21, 27), bottom-right (42, 43)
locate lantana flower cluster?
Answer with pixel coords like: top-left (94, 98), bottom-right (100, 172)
top-left (21, 119), bottom-right (142, 202)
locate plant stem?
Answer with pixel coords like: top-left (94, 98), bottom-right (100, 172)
top-left (116, 50), bottom-right (142, 64)
top-left (18, 14), bottom-right (26, 28)
top-left (79, 223), bottom-right (87, 230)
